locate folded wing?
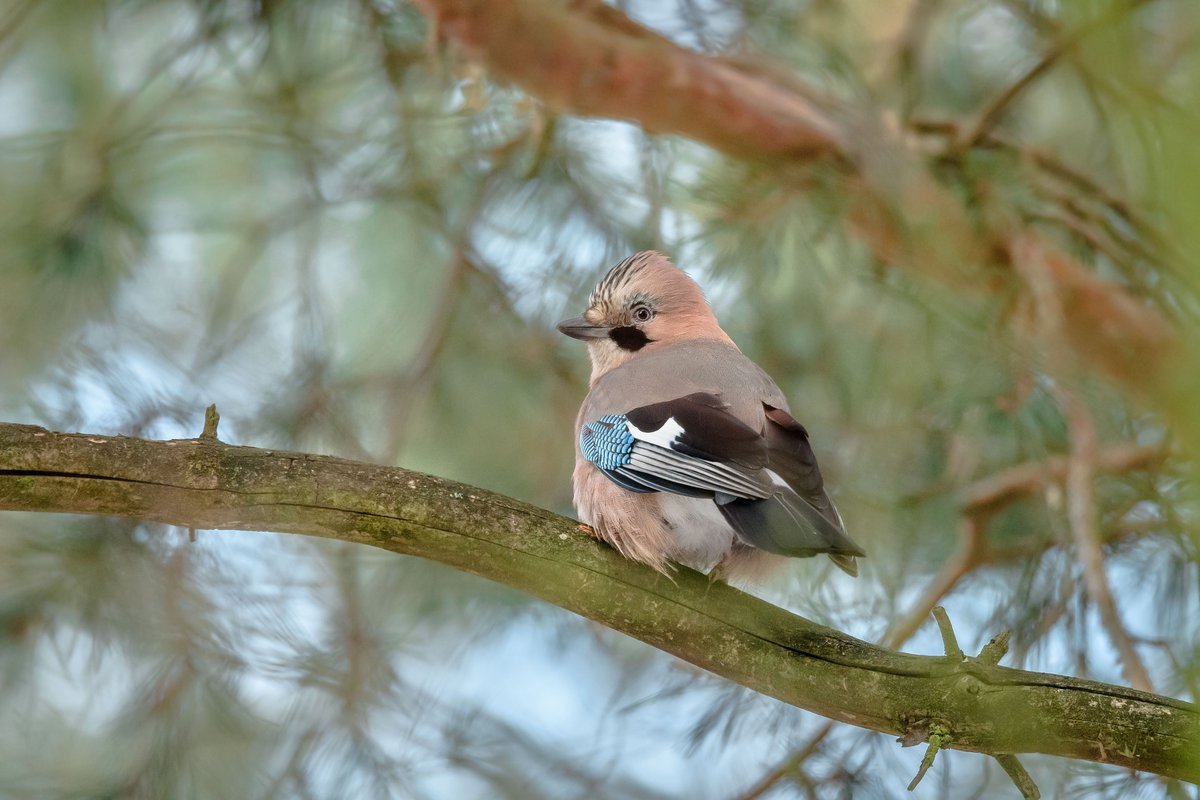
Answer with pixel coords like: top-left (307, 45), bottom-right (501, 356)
top-left (579, 393), bottom-right (864, 571)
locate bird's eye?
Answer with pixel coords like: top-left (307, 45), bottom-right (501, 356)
top-left (632, 305), bottom-right (653, 323)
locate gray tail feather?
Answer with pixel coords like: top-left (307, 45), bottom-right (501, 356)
top-left (718, 490), bottom-right (865, 565)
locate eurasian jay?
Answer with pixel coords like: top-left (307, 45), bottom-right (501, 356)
top-left (558, 251), bottom-right (864, 580)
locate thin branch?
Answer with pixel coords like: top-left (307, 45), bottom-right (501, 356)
top-left (415, 0), bottom-right (844, 158)
top-left (960, 441), bottom-right (1164, 518)
top-left (959, 0), bottom-right (1155, 149)
top-left (978, 631), bottom-right (1013, 667)
top-left (883, 519), bottom-right (984, 649)
top-left (0, 422), bottom-right (1196, 782)
top-left (995, 754), bottom-right (1041, 799)
top-left (1018, 234), bottom-right (1156, 693)
top-left (735, 722), bottom-right (833, 800)
top-left (886, 442), bottom-right (1162, 650)
top-left (1058, 385), bottom-right (1155, 692)
top-left (932, 606), bottom-right (965, 662)
top-left (906, 723), bottom-right (949, 791)
top-left (888, 0), bottom-right (943, 119)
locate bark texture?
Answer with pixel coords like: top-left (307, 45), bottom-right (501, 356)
top-left (0, 422), bottom-right (1195, 782)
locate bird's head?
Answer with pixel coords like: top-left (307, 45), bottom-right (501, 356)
top-left (557, 251), bottom-right (734, 380)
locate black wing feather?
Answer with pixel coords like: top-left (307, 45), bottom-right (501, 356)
top-left (761, 404), bottom-right (843, 527)
top-left (625, 393), bottom-right (765, 468)
top-left (599, 467), bottom-right (657, 494)
top-left (612, 467), bottom-right (711, 497)
top-left (716, 404), bottom-right (865, 571)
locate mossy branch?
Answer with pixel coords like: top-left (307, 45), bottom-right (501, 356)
top-left (0, 421), bottom-right (1196, 786)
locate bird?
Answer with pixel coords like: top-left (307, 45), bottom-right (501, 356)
top-left (557, 250), bottom-right (864, 581)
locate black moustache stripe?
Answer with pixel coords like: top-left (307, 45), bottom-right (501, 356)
top-left (609, 326), bottom-right (650, 351)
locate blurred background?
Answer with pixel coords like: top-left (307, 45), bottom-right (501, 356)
top-left (0, 0), bottom-right (1198, 797)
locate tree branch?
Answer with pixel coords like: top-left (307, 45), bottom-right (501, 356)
top-left (415, 0), bottom-right (844, 158)
top-left (1019, 231), bottom-right (1157, 694)
top-left (957, 0), bottom-right (1154, 150)
top-left (884, 441), bottom-right (1163, 650)
top-left (883, 519), bottom-right (985, 651)
top-left (1009, 235), bottom-right (1177, 390)
top-left (0, 421), bottom-right (1196, 783)
top-left (960, 441), bottom-right (1164, 518)
top-left (1059, 387), bottom-right (1156, 692)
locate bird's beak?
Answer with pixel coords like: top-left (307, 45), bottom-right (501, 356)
top-left (556, 316), bottom-right (610, 341)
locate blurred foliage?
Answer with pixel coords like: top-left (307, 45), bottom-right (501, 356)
top-left (0, 0), bottom-right (1198, 797)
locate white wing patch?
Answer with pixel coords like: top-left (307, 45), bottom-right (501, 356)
top-left (618, 416), bottom-right (773, 500)
top-left (626, 416), bottom-right (685, 448)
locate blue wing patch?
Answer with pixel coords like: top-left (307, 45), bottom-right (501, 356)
top-left (581, 411), bottom-right (752, 498)
top-left (580, 414), bottom-right (635, 470)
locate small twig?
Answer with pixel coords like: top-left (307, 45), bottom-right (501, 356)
top-left (889, 0), bottom-right (942, 118)
top-left (932, 606), bottom-right (964, 661)
top-left (994, 754), bottom-right (1041, 799)
top-left (735, 721), bottom-right (833, 800)
top-left (958, 41), bottom-right (1068, 150)
top-left (1058, 386), bottom-right (1155, 692)
top-left (907, 724), bottom-right (950, 791)
top-left (884, 520), bottom-right (982, 648)
top-left (959, 442), bottom-right (1163, 518)
top-left (958, 0), bottom-right (1153, 149)
top-left (199, 404), bottom-right (220, 440)
top-left (978, 630), bottom-right (1012, 666)
top-left (522, 112), bottom-right (558, 179)
top-left (1017, 237), bottom-right (1156, 693)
